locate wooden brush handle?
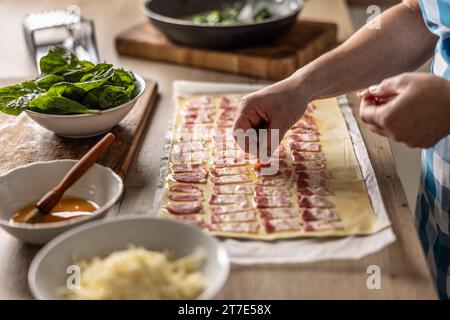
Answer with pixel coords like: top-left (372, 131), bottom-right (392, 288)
top-left (36, 132), bottom-right (116, 213)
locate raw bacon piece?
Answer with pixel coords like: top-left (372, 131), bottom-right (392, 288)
top-left (254, 186), bottom-right (292, 197)
top-left (291, 151), bottom-right (325, 162)
top-left (212, 158), bottom-right (248, 168)
top-left (289, 127), bottom-right (317, 135)
top-left (169, 184), bottom-right (202, 195)
top-left (211, 211), bottom-right (257, 223)
top-left (288, 133), bottom-right (319, 142)
top-left (185, 96), bottom-right (213, 109)
top-left (264, 218), bottom-right (300, 233)
top-left (258, 208), bottom-right (299, 219)
top-left (213, 185), bottom-right (253, 195)
top-left (290, 142), bottom-right (321, 152)
top-left (172, 171), bottom-right (207, 183)
top-left (173, 142), bottom-right (207, 153)
top-left (214, 141), bottom-right (239, 151)
top-left (209, 174), bottom-right (251, 185)
top-left (166, 202), bottom-right (203, 214)
top-left (171, 152), bottom-right (208, 164)
top-left (303, 220), bottom-right (344, 232)
top-left (298, 195), bottom-right (335, 208)
top-left (176, 132), bottom-right (211, 142)
top-left (213, 149), bottom-right (248, 159)
top-left (253, 196), bottom-right (292, 208)
top-left (172, 163), bottom-right (204, 173)
top-left (291, 160), bottom-right (326, 171)
top-left (254, 168), bottom-right (292, 178)
top-left (210, 203), bottom-right (251, 215)
top-left (219, 96), bottom-right (240, 109)
top-left (296, 179), bottom-right (328, 189)
top-left (254, 177), bottom-right (289, 187)
top-left (168, 214), bottom-right (206, 228)
top-left (291, 122), bottom-right (318, 132)
top-left (209, 222), bottom-right (259, 234)
top-left (300, 208), bottom-right (340, 222)
top-left (297, 187), bottom-right (334, 196)
top-left (210, 166), bottom-right (248, 177)
top-left (296, 171), bottom-right (332, 180)
top-left (167, 193), bottom-right (203, 202)
top-left (217, 120), bottom-right (235, 128)
top-left (219, 110), bottom-right (239, 121)
top-left (209, 194), bottom-right (247, 205)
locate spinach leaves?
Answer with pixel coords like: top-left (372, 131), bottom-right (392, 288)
top-left (0, 47), bottom-right (138, 116)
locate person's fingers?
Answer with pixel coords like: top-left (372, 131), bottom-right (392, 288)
top-left (368, 74), bottom-right (409, 98)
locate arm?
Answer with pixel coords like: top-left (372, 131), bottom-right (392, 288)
top-left (293, 0), bottom-right (437, 100)
top-left (234, 0), bottom-right (438, 153)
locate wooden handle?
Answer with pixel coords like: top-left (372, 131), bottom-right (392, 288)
top-left (36, 133), bottom-right (116, 213)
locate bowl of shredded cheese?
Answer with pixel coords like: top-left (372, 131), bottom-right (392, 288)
top-left (28, 216), bottom-right (230, 300)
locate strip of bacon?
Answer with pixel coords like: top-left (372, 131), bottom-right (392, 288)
top-left (303, 220), bottom-right (344, 232)
top-left (171, 152), bottom-right (208, 164)
top-left (209, 174), bottom-right (251, 184)
top-left (169, 184), bottom-right (202, 195)
top-left (288, 133), bottom-right (319, 142)
top-left (255, 177), bottom-right (289, 187)
top-left (217, 120), bottom-right (235, 128)
top-left (172, 163), bottom-right (204, 173)
top-left (209, 194), bottom-right (248, 205)
top-left (264, 218), bottom-right (300, 233)
top-left (253, 196), bottom-right (292, 208)
top-left (167, 193), bottom-right (203, 202)
top-left (254, 186), bottom-right (292, 197)
top-left (210, 166), bottom-right (248, 177)
top-left (210, 202), bottom-right (251, 215)
top-left (290, 142), bottom-right (321, 152)
top-left (172, 171), bottom-right (207, 183)
top-left (213, 185), bottom-right (253, 195)
top-left (300, 208), bottom-right (340, 222)
top-left (209, 222), bottom-right (259, 234)
top-left (172, 142), bottom-right (208, 153)
top-left (211, 211), bottom-right (257, 223)
top-left (298, 195), bottom-right (335, 208)
top-left (219, 96), bottom-right (240, 109)
top-left (166, 202), bottom-right (203, 214)
top-left (291, 160), bottom-right (326, 171)
top-left (258, 208), bottom-right (299, 219)
top-left (212, 158), bottom-right (248, 168)
top-left (296, 179), bottom-right (328, 189)
top-left (291, 151), bottom-right (325, 162)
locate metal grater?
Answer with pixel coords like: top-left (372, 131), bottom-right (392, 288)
top-left (23, 8), bottom-right (99, 72)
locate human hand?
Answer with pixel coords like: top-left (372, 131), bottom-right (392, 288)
top-left (233, 78), bottom-right (310, 156)
top-left (359, 73), bottom-right (450, 148)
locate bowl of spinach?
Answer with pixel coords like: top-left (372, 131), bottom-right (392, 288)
top-left (0, 47), bottom-right (145, 138)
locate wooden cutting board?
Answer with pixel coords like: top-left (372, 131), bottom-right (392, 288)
top-left (0, 78), bottom-right (158, 177)
top-left (116, 20), bottom-right (337, 80)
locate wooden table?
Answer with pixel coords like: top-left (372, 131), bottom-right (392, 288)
top-left (0, 0), bottom-right (438, 299)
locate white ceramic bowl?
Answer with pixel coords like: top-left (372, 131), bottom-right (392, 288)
top-left (0, 160), bottom-right (123, 245)
top-left (28, 216), bottom-right (230, 300)
top-left (25, 74), bottom-right (146, 138)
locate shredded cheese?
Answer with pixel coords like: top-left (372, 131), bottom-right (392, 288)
top-left (61, 246), bottom-right (206, 300)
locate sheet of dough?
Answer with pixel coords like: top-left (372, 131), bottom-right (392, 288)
top-left (158, 94), bottom-right (390, 240)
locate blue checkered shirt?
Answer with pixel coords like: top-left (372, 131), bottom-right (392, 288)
top-left (416, 0), bottom-right (450, 299)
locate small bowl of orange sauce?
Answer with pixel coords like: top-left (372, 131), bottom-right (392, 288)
top-left (0, 160), bottom-right (123, 244)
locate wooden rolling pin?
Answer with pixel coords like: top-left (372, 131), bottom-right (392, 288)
top-left (19, 132), bottom-right (116, 223)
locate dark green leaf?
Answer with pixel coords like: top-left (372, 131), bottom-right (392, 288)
top-left (29, 95), bottom-right (101, 115)
top-left (39, 46), bottom-right (80, 75)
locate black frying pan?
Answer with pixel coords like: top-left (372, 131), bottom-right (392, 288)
top-left (142, 0), bottom-right (303, 49)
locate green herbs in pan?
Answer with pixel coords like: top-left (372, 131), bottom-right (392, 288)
top-left (187, 3), bottom-right (273, 25)
top-left (0, 47), bottom-right (139, 116)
